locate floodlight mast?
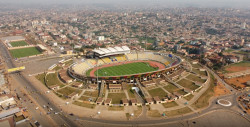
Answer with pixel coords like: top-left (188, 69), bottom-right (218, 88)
top-left (96, 57), bottom-right (99, 86)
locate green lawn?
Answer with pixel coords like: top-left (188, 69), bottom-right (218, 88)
top-left (191, 64), bottom-right (202, 68)
top-left (126, 84), bottom-right (135, 98)
top-left (186, 74), bottom-right (206, 83)
top-left (57, 87), bottom-right (80, 96)
top-left (148, 88), bottom-right (168, 99)
top-left (86, 69), bottom-right (93, 76)
top-left (192, 69), bottom-right (207, 76)
top-left (10, 47), bottom-right (41, 58)
top-left (224, 49), bottom-right (235, 53)
top-left (45, 73), bottom-right (64, 87)
top-left (79, 96), bottom-right (96, 102)
top-left (177, 79), bottom-right (199, 90)
top-left (35, 73), bottom-right (46, 85)
top-left (162, 101), bottom-right (178, 108)
top-left (108, 93), bottom-right (127, 104)
top-left (163, 83), bottom-right (179, 93)
top-left (108, 106), bottom-right (124, 111)
top-left (147, 110), bottom-right (162, 117)
top-left (184, 94), bottom-right (194, 101)
top-left (134, 106), bottom-right (142, 118)
top-left (73, 101), bottom-right (96, 109)
top-left (226, 61), bottom-right (250, 68)
top-left (164, 107), bottom-right (192, 117)
top-left (138, 36), bottom-right (156, 44)
top-left (53, 66), bottom-right (62, 71)
top-left (92, 62), bottom-right (158, 76)
top-left (176, 89), bottom-right (187, 95)
top-left (235, 51), bottom-right (249, 55)
top-left (10, 41), bottom-right (28, 47)
top-left (83, 91), bottom-right (99, 97)
top-left (222, 61), bottom-right (250, 73)
top-left (192, 73), bottom-right (215, 109)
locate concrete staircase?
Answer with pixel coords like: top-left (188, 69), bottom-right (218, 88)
top-left (98, 80), bottom-right (105, 97)
top-left (136, 79), bottom-right (149, 98)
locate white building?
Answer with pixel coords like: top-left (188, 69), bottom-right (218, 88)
top-left (98, 36), bottom-right (105, 41)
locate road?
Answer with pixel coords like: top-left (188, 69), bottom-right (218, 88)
top-left (11, 78), bottom-right (53, 127)
top-left (204, 66), bottom-right (236, 93)
top-left (0, 42), bottom-right (79, 127)
top-left (1, 41), bottom-right (249, 127)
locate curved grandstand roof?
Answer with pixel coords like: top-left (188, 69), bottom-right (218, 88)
top-left (93, 46), bottom-right (130, 57)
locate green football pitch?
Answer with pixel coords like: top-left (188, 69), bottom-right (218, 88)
top-left (10, 47), bottom-right (41, 58)
top-left (93, 62), bottom-right (158, 76)
top-left (10, 41), bottom-right (28, 47)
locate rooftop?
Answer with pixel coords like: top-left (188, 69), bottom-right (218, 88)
top-left (93, 46), bottom-right (130, 56)
top-left (1, 36), bottom-right (25, 42)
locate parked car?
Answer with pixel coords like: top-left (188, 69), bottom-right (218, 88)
top-left (34, 121), bottom-right (42, 127)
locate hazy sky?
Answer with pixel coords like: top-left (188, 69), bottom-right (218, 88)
top-left (0, 0), bottom-right (250, 8)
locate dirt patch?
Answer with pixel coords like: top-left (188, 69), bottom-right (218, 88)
top-left (214, 82), bottom-right (231, 96)
top-left (225, 75), bottom-right (250, 89)
top-left (225, 66), bottom-right (250, 73)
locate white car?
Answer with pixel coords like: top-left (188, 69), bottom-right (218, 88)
top-left (35, 107), bottom-right (39, 110)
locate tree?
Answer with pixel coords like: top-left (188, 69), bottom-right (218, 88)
top-left (100, 44), bottom-right (106, 48)
top-left (218, 52), bottom-right (223, 56)
top-left (163, 32), bottom-right (167, 36)
top-left (167, 27), bottom-right (174, 31)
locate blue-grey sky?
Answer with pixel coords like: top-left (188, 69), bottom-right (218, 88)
top-left (0, 0), bottom-right (250, 8)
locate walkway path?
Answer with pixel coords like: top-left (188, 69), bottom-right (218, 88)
top-left (124, 90), bottom-right (130, 100)
top-left (163, 74), bottom-right (184, 89)
top-left (162, 70), bottom-right (211, 112)
top-left (104, 88), bottom-right (109, 99)
top-left (73, 89), bottom-right (86, 102)
top-left (159, 85), bottom-right (171, 95)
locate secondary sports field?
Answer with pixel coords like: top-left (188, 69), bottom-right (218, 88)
top-left (93, 62), bottom-right (158, 76)
top-left (223, 61), bottom-right (250, 73)
top-left (10, 47), bottom-right (41, 58)
top-left (10, 41), bottom-right (28, 47)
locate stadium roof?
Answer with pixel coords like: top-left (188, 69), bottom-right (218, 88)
top-left (93, 46), bottom-right (130, 57)
top-left (37, 44), bottom-right (47, 50)
top-left (0, 36), bottom-right (25, 42)
top-left (122, 46), bottom-right (130, 51)
top-left (114, 46), bottom-right (123, 51)
top-left (0, 107), bottom-right (20, 119)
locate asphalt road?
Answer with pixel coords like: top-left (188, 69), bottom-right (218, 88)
top-left (12, 80), bottom-right (52, 127)
top-left (204, 66), bottom-right (236, 93)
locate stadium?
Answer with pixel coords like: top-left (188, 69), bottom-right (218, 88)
top-left (68, 46), bottom-right (182, 84)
